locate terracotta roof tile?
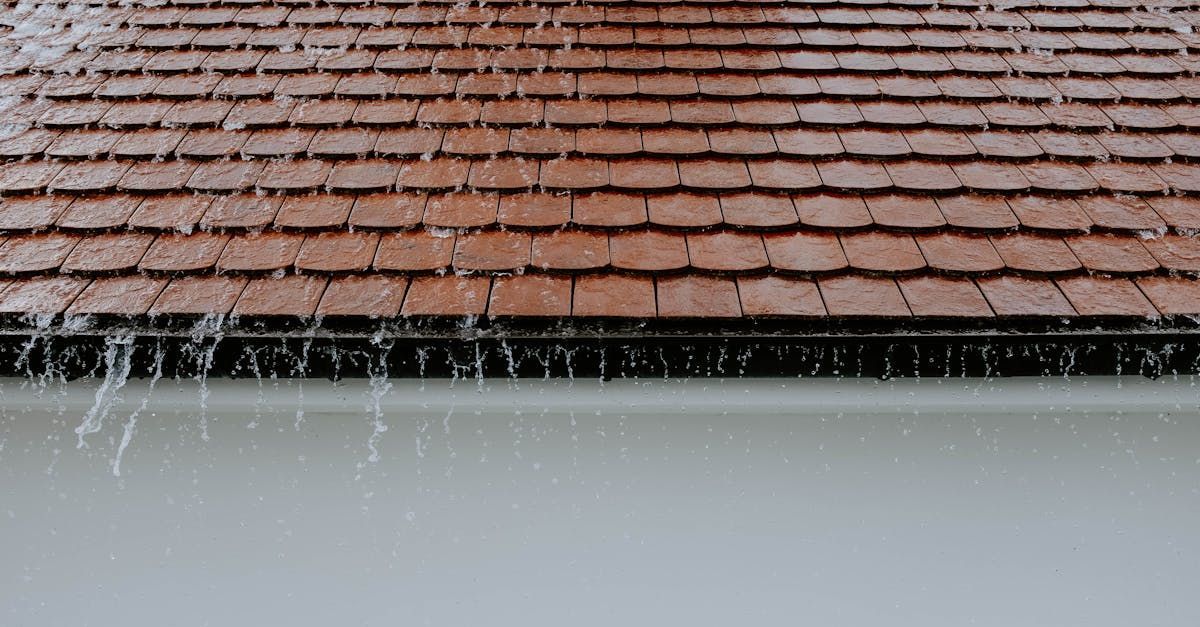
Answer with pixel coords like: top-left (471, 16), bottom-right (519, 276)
top-left (453, 231), bottom-right (531, 272)
top-left (1006, 196), bottom-right (1093, 232)
top-left (738, 276), bottom-right (825, 317)
top-left (1138, 277), bottom-right (1200, 315)
top-left (0, 276), bottom-right (88, 314)
top-left (1057, 276), bottom-right (1157, 317)
top-left (489, 274), bottom-right (572, 317)
top-left (296, 232), bottom-right (379, 272)
top-left (819, 276), bottom-right (909, 317)
top-left (841, 232), bottom-right (925, 272)
top-left (573, 192), bottom-right (646, 227)
top-left (234, 275), bottom-right (326, 316)
top-left (61, 233), bottom-right (153, 274)
top-left (67, 275), bottom-right (167, 316)
top-left (498, 193), bottom-right (572, 228)
top-left (532, 231), bottom-right (609, 271)
top-left (0, 234), bottom-right (80, 274)
top-left (423, 192), bottom-right (497, 228)
top-left (794, 194), bottom-right (872, 229)
top-left (317, 275), bottom-right (407, 318)
top-left (1065, 234), bottom-right (1159, 273)
top-left (978, 276), bottom-right (1075, 317)
top-left (648, 193), bottom-right (721, 228)
top-left (372, 230), bottom-right (452, 272)
top-left (916, 233), bottom-right (1004, 273)
top-left (573, 274), bottom-right (656, 318)
top-left (657, 275), bottom-right (741, 318)
top-left (935, 195), bottom-right (1018, 231)
top-left (898, 277), bottom-right (993, 318)
top-left (1, 1), bottom-right (1198, 321)
top-left (128, 195), bottom-right (211, 231)
top-left (609, 230), bottom-right (689, 272)
top-left (218, 232), bottom-right (303, 272)
top-left (990, 234), bottom-right (1082, 274)
top-left (865, 194), bottom-right (945, 230)
top-left (401, 275), bottom-right (489, 316)
top-left (1141, 235), bottom-right (1200, 272)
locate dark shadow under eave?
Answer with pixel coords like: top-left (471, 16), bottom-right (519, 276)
top-left (1, 311), bottom-right (1199, 379)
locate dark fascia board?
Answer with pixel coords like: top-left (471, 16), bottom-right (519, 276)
top-left (1, 314), bottom-right (1199, 380)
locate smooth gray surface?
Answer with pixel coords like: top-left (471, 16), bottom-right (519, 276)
top-left (2, 376), bottom-right (1198, 626)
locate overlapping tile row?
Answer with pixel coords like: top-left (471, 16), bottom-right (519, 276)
top-left (3, 190), bottom-right (1200, 231)
top-left (7, 47), bottom-right (1200, 80)
top-left (3, 0), bottom-right (1200, 320)
top-left (0, 188), bottom-right (1198, 317)
top-left (6, 158), bottom-right (1200, 194)
top-left (3, 265), bottom-right (1199, 319)
top-left (11, 3), bottom-right (1200, 33)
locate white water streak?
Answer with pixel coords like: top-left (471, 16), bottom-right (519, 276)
top-left (113, 343), bottom-right (164, 477)
top-left (74, 336), bottom-right (133, 449)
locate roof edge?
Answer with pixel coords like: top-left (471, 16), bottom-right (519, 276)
top-left (3, 323), bottom-right (1198, 380)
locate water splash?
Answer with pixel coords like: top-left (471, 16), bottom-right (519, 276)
top-left (112, 340), bottom-right (165, 478)
top-left (359, 337), bottom-right (395, 474)
top-left (74, 335), bottom-right (134, 449)
top-left (183, 315), bottom-right (226, 442)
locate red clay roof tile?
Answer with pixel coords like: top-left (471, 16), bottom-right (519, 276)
top-left (648, 193), bottom-right (721, 228)
top-left (218, 232), bottom-right (304, 272)
top-left (68, 275), bottom-right (167, 316)
top-left (1057, 276), bottom-right (1157, 317)
top-left (423, 192), bottom-right (497, 228)
top-left (1138, 277), bottom-right (1200, 315)
top-left (978, 276), bottom-right (1075, 317)
top-left (990, 234), bottom-right (1083, 274)
top-left (1065, 234), bottom-right (1159, 273)
top-left (374, 230), bottom-right (455, 272)
top-left (498, 193), bottom-right (572, 228)
top-left (403, 273), bottom-right (487, 314)
top-left (0, 234), bottom-right (80, 274)
top-left (840, 232), bottom-right (926, 272)
top-left (140, 233), bottom-right (229, 273)
top-left (489, 274), bottom-right (572, 317)
top-left (657, 275), bottom-right (741, 318)
top-left (573, 274), bottom-right (655, 318)
top-left (609, 230), bottom-right (688, 272)
top-left (794, 194), bottom-right (872, 229)
top-left (0, 276), bottom-right (88, 314)
top-left (234, 275), bottom-right (326, 316)
top-left (899, 277), bottom-right (993, 318)
top-left (532, 231), bottom-right (609, 271)
top-left (737, 276), bottom-right (825, 317)
top-left (819, 276), bottom-right (909, 317)
top-left (1, 1), bottom-right (1198, 322)
top-left (573, 192), bottom-right (646, 227)
top-left (317, 275), bottom-right (407, 318)
top-left (61, 233), bottom-right (153, 274)
top-left (296, 232), bottom-right (379, 272)
top-left (0, 196), bottom-right (72, 231)
top-left (1141, 235), bottom-right (1200, 272)
top-left (865, 194), bottom-right (945, 229)
top-left (687, 231), bottom-right (768, 272)
top-left (916, 233), bottom-right (1004, 274)
top-left (453, 231), bottom-right (532, 272)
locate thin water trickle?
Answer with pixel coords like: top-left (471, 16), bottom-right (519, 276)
top-left (112, 341), bottom-right (164, 478)
top-left (360, 339), bottom-right (394, 473)
top-left (74, 334), bottom-right (133, 449)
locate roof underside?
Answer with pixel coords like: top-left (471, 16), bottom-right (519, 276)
top-left (3, 0), bottom-right (1200, 324)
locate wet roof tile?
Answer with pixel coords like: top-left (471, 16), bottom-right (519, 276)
top-left (0, 0), bottom-right (1198, 323)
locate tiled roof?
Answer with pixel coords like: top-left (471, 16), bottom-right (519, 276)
top-left (3, 0), bottom-right (1200, 320)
